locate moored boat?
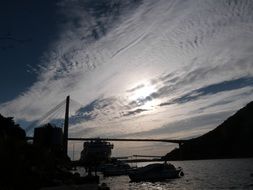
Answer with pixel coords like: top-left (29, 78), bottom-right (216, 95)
top-left (80, 138), bottom-right (114, 164)
top-left (102, 162), bottom-right (131, 176)
top-left (128, 162), bottom-right (184, 182)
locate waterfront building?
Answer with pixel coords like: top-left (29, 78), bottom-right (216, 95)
top-left (33, 123), bottom-right (63, 149)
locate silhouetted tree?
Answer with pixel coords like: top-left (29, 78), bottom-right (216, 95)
top-left (0, 114), bottom-right (26, 141)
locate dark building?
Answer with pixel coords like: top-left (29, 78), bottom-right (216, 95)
top-left (33, 123), bottom-right (63, 149)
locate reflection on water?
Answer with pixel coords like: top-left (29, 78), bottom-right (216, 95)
top-left (100, 158), bottom-right (253, 190)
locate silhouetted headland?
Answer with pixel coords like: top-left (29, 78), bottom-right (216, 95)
top-left (163, 101), bottom-right (253, 161)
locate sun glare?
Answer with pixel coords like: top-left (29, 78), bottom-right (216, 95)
top-left (130, 84), bottom-right (156, 101)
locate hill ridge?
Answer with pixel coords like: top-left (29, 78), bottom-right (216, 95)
top-left (163, 101), bottom-right (253, 160)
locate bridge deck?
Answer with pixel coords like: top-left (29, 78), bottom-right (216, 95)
top-left (26, 137), bottom-right (187, 143)
top-left (67, 137), bottom-right (187, 144)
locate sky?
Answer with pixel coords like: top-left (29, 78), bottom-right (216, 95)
top-left (0, 0), bottom-right (253, 158)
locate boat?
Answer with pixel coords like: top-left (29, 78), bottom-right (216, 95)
top-left (80, 138), bottom-right (114, 165)
top-left (101, 161), bottom-right (131, 176)
top-left (128, 162), bottom-right (184, 182)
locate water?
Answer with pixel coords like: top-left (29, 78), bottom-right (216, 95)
top-left (98, 158), bottom-right (253, 190)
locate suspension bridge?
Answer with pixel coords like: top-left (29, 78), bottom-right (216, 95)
top-left (26, 96), bottom-right (187, 159)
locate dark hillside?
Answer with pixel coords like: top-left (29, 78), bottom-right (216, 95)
top-left (163, 101), bottom-right (253, 160)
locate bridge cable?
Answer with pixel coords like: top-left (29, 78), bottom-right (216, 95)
top-left (25, 99), bottom-right (66, 132)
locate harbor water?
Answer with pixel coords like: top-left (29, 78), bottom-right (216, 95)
top-left (96, 158), bottom-right (253, 190)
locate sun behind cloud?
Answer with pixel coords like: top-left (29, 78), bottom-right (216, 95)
top-left (130, 83), bottom-right (155, 100)
top-left (125, 82), bottom-right (161, 111)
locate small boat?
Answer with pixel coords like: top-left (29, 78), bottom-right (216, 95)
top-left (128, 162), bottom-right (184, 182)
top-left (101, 161), bottom-right (131, 176)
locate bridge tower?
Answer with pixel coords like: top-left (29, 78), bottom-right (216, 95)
top-left (63, 95), bottom-right (70, 155)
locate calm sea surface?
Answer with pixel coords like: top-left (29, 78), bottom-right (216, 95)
top-left (97, 158), bottom-right (253, 190)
